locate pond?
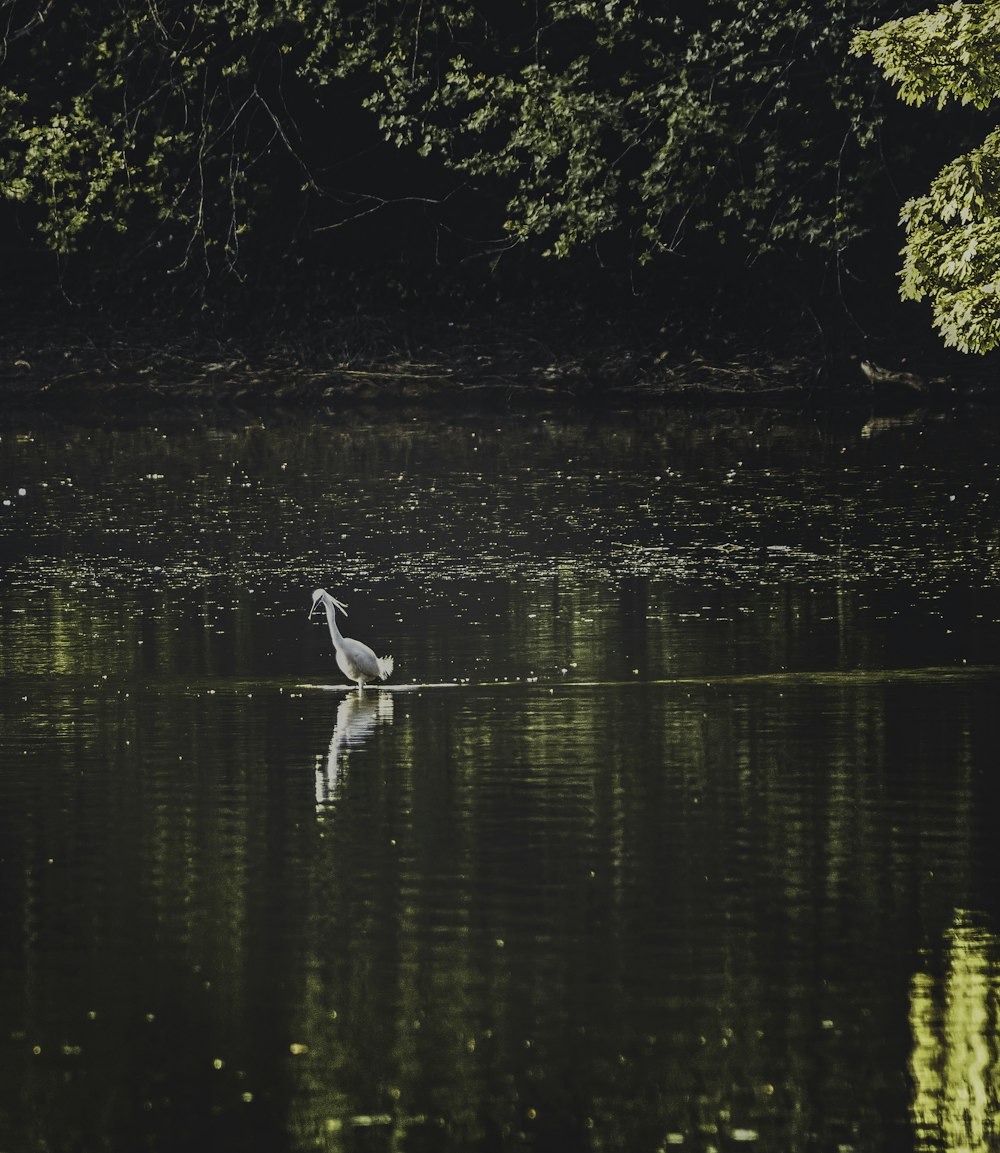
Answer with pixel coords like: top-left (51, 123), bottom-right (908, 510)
top-left (1, 403), bottom-right (999, 1153)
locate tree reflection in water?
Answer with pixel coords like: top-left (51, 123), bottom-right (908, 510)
top-left (910, 911), bottom-right (1000, 1153)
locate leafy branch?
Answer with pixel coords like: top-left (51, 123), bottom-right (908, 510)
top-left (852, 0), bottom-right (1000, 352)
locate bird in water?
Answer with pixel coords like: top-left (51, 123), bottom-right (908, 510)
top-left (310, 588), bottom-right (394, 692)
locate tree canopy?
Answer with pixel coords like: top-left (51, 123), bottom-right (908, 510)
top-left (0, 0), bottom-right (977, 348)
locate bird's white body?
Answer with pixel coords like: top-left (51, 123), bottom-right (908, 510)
top-left (310, 588), bottom-right (394, 691)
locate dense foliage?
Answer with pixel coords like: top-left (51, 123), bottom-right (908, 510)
top-left (852, 2), bottom-right (1000, 354)
top-left (326, 0), bottom-right (883, 262)
top-left (0, 0), bottom-right (975, 342)
top-left (0, 2), bottom-right (323, 278)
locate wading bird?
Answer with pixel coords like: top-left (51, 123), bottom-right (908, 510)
top-left (310, 588), bottom-right (394, 692)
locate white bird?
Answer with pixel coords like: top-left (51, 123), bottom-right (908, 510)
top-left (310, 588), bottom-right (394, 692)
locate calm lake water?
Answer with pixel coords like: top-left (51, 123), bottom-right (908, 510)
top-left (1, 404), bottom-right (1000, 1153)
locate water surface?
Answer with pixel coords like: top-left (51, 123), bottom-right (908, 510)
top-left (1, 407), bottom-right (999, 1152)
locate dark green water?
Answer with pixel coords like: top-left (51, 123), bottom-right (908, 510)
top-left (1, 407), bottom-right (999, 1152)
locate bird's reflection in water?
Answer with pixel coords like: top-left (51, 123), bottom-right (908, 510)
top-left (315, 691), bottom-right (395, 809)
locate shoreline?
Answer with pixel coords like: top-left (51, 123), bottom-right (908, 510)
top-left (1, 307), bottom-right (991, 416)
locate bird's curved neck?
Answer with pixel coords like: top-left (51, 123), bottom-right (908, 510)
top-left (324, 601), bottom-right (344, 648)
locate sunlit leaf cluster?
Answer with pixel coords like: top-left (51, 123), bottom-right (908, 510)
top-left (0, 0), bottom-right (311, 275)
top-left (852, 2), bottom-right (1000, 352)
top-left (851, 0), bottom-right (1000, 110)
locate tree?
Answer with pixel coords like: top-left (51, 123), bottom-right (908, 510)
top-left (852, 1), bottom-right (1000, 353)
top-left (0, 0), bottom-right (932, 312)
top-left (320, 0), bottom-right (886, 266)
top-left (0, 1), bottom-right (324, 281)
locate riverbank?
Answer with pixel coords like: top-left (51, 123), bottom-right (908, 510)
top-left (1, 298), bottom-right (992, 414)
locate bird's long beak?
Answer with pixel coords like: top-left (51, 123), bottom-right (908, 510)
top-left (309, 598), bottom-right (320, 619)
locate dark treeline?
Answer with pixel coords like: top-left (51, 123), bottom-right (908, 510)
top-left (0, 0), bottom-right (991, 370)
